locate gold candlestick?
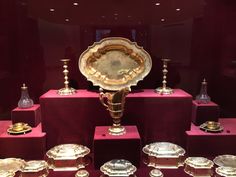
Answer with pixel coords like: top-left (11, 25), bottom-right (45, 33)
top-left (155, 58), bottom-right (173, 95)
top-left (58, 59), bottom-right (77, 95)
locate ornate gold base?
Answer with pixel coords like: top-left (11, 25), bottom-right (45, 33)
top-left (57, 87), bottom-right (77, 96)
top-left (155, 87), bottom-right (173, 95)
top-left (108, 126), bottom-right (126, 136)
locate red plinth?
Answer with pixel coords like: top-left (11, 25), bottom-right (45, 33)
top-left (0, 121), bottom-right (46, 159)
top-left (186, 118), bottom-right (236, 156)
top-left (192, 100), bottom-right (220, 125)
top-left (93, 126), bottom-right (141, 169)
top-left (11, 104), bottom-right (41, 127)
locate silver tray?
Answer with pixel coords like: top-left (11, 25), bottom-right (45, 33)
top-left (214, 155), bottom-right (236, 168)
top-left (100, 159), bottom-right (136, 176)
top-left (79, 37), bottom-right (152, 91)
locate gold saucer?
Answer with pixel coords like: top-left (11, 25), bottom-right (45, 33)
top-left (199, 121), bottom-right (223, 133)
top-left (7, 122), bottom-right (32, 135)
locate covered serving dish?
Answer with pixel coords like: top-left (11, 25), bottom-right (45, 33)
top-left (0, 158), bottom-right (25, 174)
top-left (215, 166), bottom-right (236, 177)
top-left (100, 159), bottom-right (136, 177)
top-left (213, 155), bottom-right (236, 168)
top-left (142, 142), bottom-right (186, 168)
top-left (0, 170), bottom-right (15, 177)
top-left (46, 144), bottom-right (90, 171)
top-left (20, 160), bottom-right (49, 177)
top-left (184, 157), bottom-right (214, 176)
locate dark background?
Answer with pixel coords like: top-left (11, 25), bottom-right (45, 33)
top-left (1, 0), bottom-right (236, 119)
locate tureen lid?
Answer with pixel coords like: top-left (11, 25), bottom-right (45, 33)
top-left (21, 160), bottom-right (48, 172)
top-left (216, 166), bottom-right (236, 176)
top-left (0, 158), bottom-right (25, 172)
top-left (213, 155), bottom-right (236, 168)
top-left (184, 157), bottom-right (214, 169)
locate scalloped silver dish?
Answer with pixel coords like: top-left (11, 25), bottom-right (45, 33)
top-left (46, 144), bottom-right (90, 171)
top-left (79, 37), bottom-right (152, 91)
top-left (100, 159), bottom-right (136, 176)
top-left (214, 155), bottom-right (236, 168)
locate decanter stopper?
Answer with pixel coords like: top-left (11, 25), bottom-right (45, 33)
top-left (196, 79), bottom-right (211, 104)
top-left (18, 83), bottom-right (34, 108)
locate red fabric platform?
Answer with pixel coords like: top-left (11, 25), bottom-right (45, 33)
top-left (186, 118), bottom-right (236, 156)
top-left (93, 126), bottom-right (141, 169)
top-left (40, 89), bottom-right (192, 149)
top-left (0, 121), bottom-right (46, 159)
top-left (11, 104), bottom-right (41, 127)
top-left (192, 100), bottom-right (220, 125)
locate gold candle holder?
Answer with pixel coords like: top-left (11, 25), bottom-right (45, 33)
top-left (155, 59), bottom-right (173, 95)
top-left (58, 59), bottom-right (77, 95)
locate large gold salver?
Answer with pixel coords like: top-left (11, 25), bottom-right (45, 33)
top-left (100, 159), bottom-right (137, 177)
top-left (20, 160), bottom-right (49, 177)
top-left (215, 166), bottom-right (236, 177)
top-left (213, 155), bottom-right (236, 168)
top-left (0, 170), bottom-right (15, 177)
top-left (184, 157), bottom-right (214, 177)
top-left (7, 122), bottom-right (32, 135)
top-left (142, 142), bottom-right (186, 169)
top-left (0, 158), bottom-right (25, 174)
top-left (79, 37), bottom-right (152, 91)
top-left (99, 87), bottom-right (129, 135)
top-left (46, 144), bottom-right (90, 171)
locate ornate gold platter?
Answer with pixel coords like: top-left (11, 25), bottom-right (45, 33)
top-left (7, 122), bottom-right (32, 135)
top-left (213, 155), bottom-right (236, 168)
top-left (0, 158), bottom-right (25, 173)
top-left (20, 160), bottom-right (49, 177)
top-left (199, 121), bottom-right (223, 133)
top-left (0, 170), bottom-right (15, 177)
top-left (46, 144), bottom-right (90, 171)
top-left (100, 159), bottom-right (137, 176)
top-left (184, 157), bottom-right (214, 176)
top-left (142, 142), bottom-right (186, 169)
top-left (215, 166), bottom-right (236, 177)
top-left (79, 37), bottom-right (152, 91)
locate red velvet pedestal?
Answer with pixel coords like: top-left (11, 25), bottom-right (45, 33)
top-left (192, 100), bottom-right (220, 125)
top-left (186, 118), bottom-right (236, 156)
top-left (11, 104), bottom-right (41, 127)
top-left (0, 121), bottom-right (46, 159)
top-left (93, 126), bottom-right (141, 169)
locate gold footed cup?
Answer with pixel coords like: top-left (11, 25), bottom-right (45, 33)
top-left (99, 88), bottom-right (129, 135)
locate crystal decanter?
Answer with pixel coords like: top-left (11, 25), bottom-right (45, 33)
top-left (196, 79), bottom-right (211, 104)
top-left (18, 84), bottom-right (34, 108)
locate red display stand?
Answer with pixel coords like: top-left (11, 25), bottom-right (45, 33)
top-left (192, 100), bottom-right (220, 125)
top-left (93, 126), bottom-right (141, 169)
top-left (11, 104), bottom-right (41, 127)
top-left (186, 118), bottom-right (236, 156)
top-left (0, 121), bottom-right (46, 159)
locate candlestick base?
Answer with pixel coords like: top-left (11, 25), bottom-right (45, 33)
top-left (57, 87), bottom-right (77, 96)
top-left (155, 87), bottom-right (173, 95)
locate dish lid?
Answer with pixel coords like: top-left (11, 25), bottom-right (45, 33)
top-left (142, 142), bottom-right (185, 158)
top-left (100, 159), bottom-right (136, 176)
top-left (214, 155), bottom-right (236, 168)
top-left (21, 160), bottom-right (48, 172)
top-left (0, 158), bottom-right (25, 172)
top-left (46, 144), bottom-right (90, 160)
top-left (78, 37), bottom-right (152, 91)
top-left (216, 166), bottom-right (236, 176)
top-left (0, 170), bottom-right (15, 177)
top-left (184, 157), bottom-right (214, 169)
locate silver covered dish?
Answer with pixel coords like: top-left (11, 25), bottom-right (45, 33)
top-left (214, 155), bottom-right (236, 168)
top-left (20, 160), bottom-right (49, 177)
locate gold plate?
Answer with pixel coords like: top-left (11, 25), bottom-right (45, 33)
top-left (0, 158), bottom-right (25, 173)
top-left (46, 144), bottom-right (90, 171)
top-left (7, 122), bottom-right (32, 135)
top-left (199, 121), bottom-right (223, 133)
top-left (79, 37), bottom-right (152, 91)
top-left (214, 155), bottom-right (236, 168)
top-left (216, 166), bottom-right (236, 177)
top-left (0, 170), bottom-right (15, 177)
top-left (143, 142), bottom-right (185, 169)
top-left (100, 159), bottom-right (137, 176)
